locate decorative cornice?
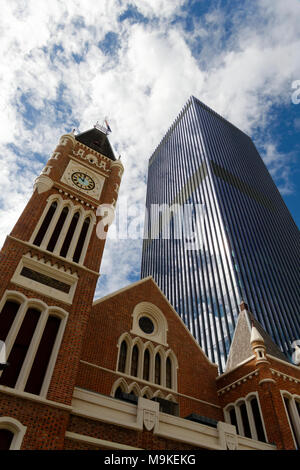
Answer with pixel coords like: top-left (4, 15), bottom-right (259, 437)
top-left (8, 236), bottom-right (100, 278)
top-left (55, 184), bottom-right (97, 210)
top-left (270, 368), bottom-right (300, 383)
top-left (217, 370), bottom-right (260, 395)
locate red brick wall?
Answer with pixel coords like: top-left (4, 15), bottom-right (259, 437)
top-left (0, 392), bottom-right (69, 450)
top-left (79, 278), bottom-right (223, 421)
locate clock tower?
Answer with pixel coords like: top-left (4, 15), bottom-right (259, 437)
top-left (0, 125), bottom-right (123, 449)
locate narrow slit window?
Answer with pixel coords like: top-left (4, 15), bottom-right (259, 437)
top-left (250, 397), bottom-right (266, 442)
top-left (143, 349), bottom-right (150, 381)
top-left (118, 341), bottom-right (127, 373)
top-left (33, 201), bottom-right (57, 246)
top-left (239, 402), bottom-right (251, 438)
top-left (47, 206), bottom-right (69, 252)
top-left (155, 353), bottom-right (161, 385)
top-left (229, 407), bottom-right (238, 429)
top-left (73, 217), bottom-right (90, 263)
top-left (131, 345), bottom-right (139, 377)
top-left (60, 212), bottom-right (80, 257)
top-left (166, 357), bottom-right (172, 389)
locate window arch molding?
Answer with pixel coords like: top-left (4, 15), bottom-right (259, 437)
top-left (0, 290), bottom-right (68, 398)
top-left (0, 417), bottom-right (27, 450)
top-left (111, 377), bottom-right (129, 397)
top-left (131, 302), bottom-right (168, 346)
top-left (224, 392), bottom-right (267, 442)
top-left (141, 386), bottom-right (153, 399)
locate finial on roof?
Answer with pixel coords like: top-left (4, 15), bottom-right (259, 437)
top-left (250, 325), bottom-right (265, 345)
top-left (239, 300), bottom-right (249, 312)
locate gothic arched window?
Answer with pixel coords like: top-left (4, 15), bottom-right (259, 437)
top-left (118, 341), bottom-right (127, 373)
top-left (155, 353), bottom-right (161, 385)
top-left (73, 217), bottom-right (90, 263)
top-left (131, 345), bottom-right (139, 377)
top-left (143, 349), bottom-right (150, 381)
top-left (166, 356), bottom-right (172, 389)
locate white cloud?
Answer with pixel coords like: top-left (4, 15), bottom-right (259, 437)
top-left (0, 0), bottom-right (299, 298)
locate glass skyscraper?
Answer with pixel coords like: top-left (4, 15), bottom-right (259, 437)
top-left (141, 96), bottom-right (300, 372)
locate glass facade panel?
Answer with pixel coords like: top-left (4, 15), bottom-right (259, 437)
top-left (141, 96), bottom-right (300, 372)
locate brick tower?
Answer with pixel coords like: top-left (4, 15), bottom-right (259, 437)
top-left (0, 126), bottom-right (123, 449)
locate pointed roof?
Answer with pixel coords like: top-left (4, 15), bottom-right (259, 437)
top-left (75, 127), bottom-right (116, 161)
top-left (225, 304), bottom-right (289, 372)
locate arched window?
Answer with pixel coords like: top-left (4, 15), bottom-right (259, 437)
top-left (33, 201), bottom-right (57, 246)
top-left (131, 345), bottom-right (139, 377)
top-left (239, 402), bottom-right (251, 438)
top-left (228, 406), bottom-right (238, 429)
top-left (24, 315), bottom-right (61, 395)
top-left (0, 307), bottom-right (41, 388)
top-left (118, 341), bottom-right (127, 373)
top-left (47, 206), bottom-right (69, 252)
top-left (60, 211), bottom-right (80, 257)
top-left (0, 292), bottom-right (68, 398)
top-left (0, 429), bottom-right (14, 450)
top-left (143, 349), bottom-right (150, 381)
top-left (0, 300), bottom-right (20, 344)
top-left (166, 357), bottom-right (172, 389)
top-left (250, 397), bottom-right (266, 442)
top-left (155, 353), bottom-right (161, 385)
top-left (73, 217), bottom-right (90, 263)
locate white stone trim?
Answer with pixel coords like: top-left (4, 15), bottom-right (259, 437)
top-left (11, 253), bottom-right (78, 304)
top-left (270, 367), bottom-right (300, 383)
top-left (217, 369), bottom-right (259, 394)
top-left (71, 387), bottom-right (276, 450)
top-left (0, 290), bottom-right (68, 397)
top-left (0, 416), bottom-right (27, 450)
top-left (65, 431), bottom-right (142, 450)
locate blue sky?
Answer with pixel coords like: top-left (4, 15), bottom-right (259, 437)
top-left (0, 0), bottom-right (299, 298)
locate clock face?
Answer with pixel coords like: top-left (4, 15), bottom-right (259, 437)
top-left (71, 172), bottom-right (95, 190)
